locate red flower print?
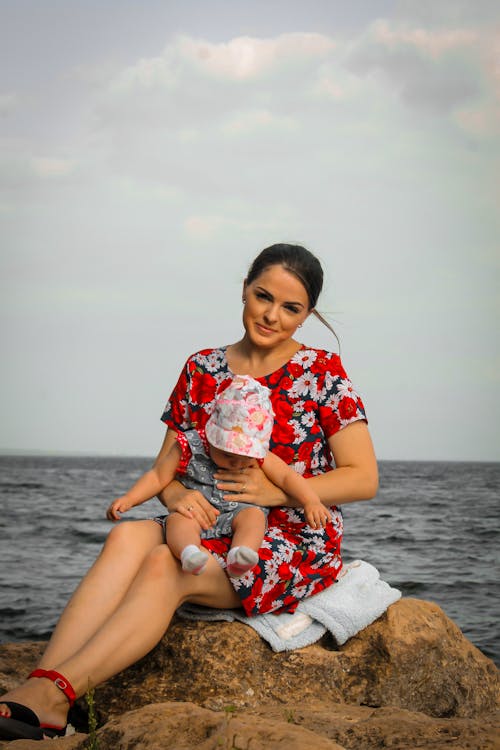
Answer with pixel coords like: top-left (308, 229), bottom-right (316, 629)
top-left (272, 398), bottom-right (294, 422)
top-left (259, 546), bottom-right (274, 561)
top-left (205, 538), bottom-right (229, 555)
top-left (273, 420), bottom-right (296, 445)
top-left (278, 562), bottom-right (292, 580)
top-left (190, 371), bottom-right (217, 405)
top-left (319, 406), bottom-right (341, 435)
top-left (288, 362), bottom-right (304, 378)
top-left (274, 445), bottom-right (295, 464)
top-left (298, 441), bottom-right (312, 463)
top-left (338, 397), bottom-right (357, 420)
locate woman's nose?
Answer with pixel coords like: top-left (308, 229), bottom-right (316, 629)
top-left (263, 303), bottom-right (279, 323)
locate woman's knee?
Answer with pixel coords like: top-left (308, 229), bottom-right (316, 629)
top-left (102, 520), bottom-right (162, 558)
top-left (142, 544), bottom-right (179, 580)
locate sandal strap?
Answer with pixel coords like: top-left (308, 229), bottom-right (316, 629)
top-left (28, 669), bottom-right (76, 708)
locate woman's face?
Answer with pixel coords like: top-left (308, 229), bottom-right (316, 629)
top-left (243, 264), bottom-right (310, 349)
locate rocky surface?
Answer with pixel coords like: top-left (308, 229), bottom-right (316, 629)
top-left (1, 598), bottom-right (499, 749)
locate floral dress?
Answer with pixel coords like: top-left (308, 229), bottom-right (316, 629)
top-left (161, 345), bottom-right (367, 616)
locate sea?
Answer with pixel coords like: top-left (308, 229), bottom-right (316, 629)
top-left (0, 456), bottom-right (498, 666)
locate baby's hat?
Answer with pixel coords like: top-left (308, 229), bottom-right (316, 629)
top-left (205, 375), bottom-right (274, 459)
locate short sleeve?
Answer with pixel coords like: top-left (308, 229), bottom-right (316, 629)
top-left (161, 359), bottom-right (191, 432)
top-left (316, 353), bottom-right (367, 439)
top-left (161, 348), bottom-right (232, 434)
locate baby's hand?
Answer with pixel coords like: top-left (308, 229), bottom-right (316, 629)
top-left (106, 496), bottom-right (133, 522)
top-left (303, 500), bottom-right (331, 530)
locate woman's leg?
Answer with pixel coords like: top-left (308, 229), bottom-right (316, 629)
top-left (40, 520), bottom-right (164, 668)
top-left (1, 543), bottom-right (240, 731)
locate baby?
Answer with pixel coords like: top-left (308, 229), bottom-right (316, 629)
top-left (107, 375), bottom-right (331, 577)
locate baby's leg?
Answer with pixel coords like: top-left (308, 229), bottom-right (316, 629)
top-left (166, 513), bottom-right (208, 575)
top-left (226, 507), bottom-right (266, 578)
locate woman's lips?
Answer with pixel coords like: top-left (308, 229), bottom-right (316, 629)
top-left (255, 322), bottom-right (276, 335)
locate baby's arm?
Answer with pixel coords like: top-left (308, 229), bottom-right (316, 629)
top-left (261, 452), bottom-right (331, 529)
top-left (106, 443), bottom-right (181, 521)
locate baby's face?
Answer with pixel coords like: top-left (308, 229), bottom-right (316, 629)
top-left (208, 444), bottom-right (256, 471)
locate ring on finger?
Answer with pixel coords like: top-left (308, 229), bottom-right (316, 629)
top-left (187, 505), bottom-right (194, 511)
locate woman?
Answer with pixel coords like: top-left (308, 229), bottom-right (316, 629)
top-left (0, 243), bottom-right (378, 741)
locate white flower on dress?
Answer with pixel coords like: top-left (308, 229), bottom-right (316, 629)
top-left (204, 352), bottom-right (224, 372)
top-left (292, 460), bottom-right (306, 476)
top-left (336, 378), bottom-right (355, 399)
top-left (309, 537), bottom-right (327, 555)
top-left (267, 527), bottom-right (284, 541)
top-left (290, 582), bottom-right (308, 599)
top-left (284, 508), bottom-right (305, 524)
top-left (262, 568), bottom-right (280, 593)
top-left (263, 558), bottom-right (279, 577)
top-left (310, 455), bottom-right (320, 471)
top-left (215, 371), bottom-right (229, 385)
top-left (324, 370), bottom-right (340, 391)
top-left (289, 373), bottom-right (318, 399)
top-left (279, 545), bottom-right (294, 563)
top-left (330, 508), bottom-right (343, 531)
top-left (301, 412), bottom-right (315, 428)
top-left (238, 569), bottom-right (256, 587)
top-left (292, 400), bottom-right (305, 415)
top-left (324, 392), bottom-right (340, 410)
top-left (292, 424), bottom-right (307, 445)
top-left (291, 349), bottom-right (317, 369)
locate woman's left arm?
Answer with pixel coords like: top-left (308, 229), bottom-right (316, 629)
top-left (308, 420), bottom-right (378, 505)
top-left (216, 421), bottom-right (378, 507)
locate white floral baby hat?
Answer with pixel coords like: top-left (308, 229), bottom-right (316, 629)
top-left (205, 375), bottom-right (274, 459)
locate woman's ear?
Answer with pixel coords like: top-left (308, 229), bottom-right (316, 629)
top-left (242, 279), bottom-right (248, 303)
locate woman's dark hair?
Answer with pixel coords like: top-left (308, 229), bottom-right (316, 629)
top-left (246, 243), bottom-right (338, 341)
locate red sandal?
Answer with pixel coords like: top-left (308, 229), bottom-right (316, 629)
top-left (0, 668), bottom-right (76, 741)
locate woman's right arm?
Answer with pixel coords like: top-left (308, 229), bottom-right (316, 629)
top-left (153, 429), bottom-right (220, 530)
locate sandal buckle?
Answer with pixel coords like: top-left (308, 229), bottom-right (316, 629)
top-left (54, 677), bottom-right (68, 691)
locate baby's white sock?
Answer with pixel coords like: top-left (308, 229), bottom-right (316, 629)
top-left (226, 546), bottom-right (259, 578)
top-left (180, 544), bottom-right (208, 575)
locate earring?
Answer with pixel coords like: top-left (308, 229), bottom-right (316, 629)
top-left (242, 297), bottom-right (246, 303)
top-left (298, 324), bottom-right (303, 328)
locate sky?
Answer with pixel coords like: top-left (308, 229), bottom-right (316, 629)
top-left (1, 0), bottom-right (499, 461)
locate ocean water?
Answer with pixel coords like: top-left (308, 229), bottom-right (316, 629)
top-left (0, 456), bottom-right (498, 665)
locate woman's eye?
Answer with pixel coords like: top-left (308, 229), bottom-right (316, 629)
top-left (256, 291), bottom-right (271, 301)
top-left (285, 305), bottom-right (300, 314)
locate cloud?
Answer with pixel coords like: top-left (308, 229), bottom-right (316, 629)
top-left (221, 109), bottom-right (297, 135)
top-left (372, 21), bottom-right (478, 58)
top-left (347, 19), bottom-right (495, 120)
top-left (32, 157), bottom-right (77, 178)
top-left (177, 32), bottom-right (335, 80)
top-left (0, 93), bottom-right (17, 117)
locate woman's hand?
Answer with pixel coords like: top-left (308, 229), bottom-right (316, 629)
top-left (214, 464), bottom-right (287, 507)
top-left (163, 483), bottom-right (220, 531)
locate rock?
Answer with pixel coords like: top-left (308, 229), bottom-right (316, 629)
top-left (0, 598), bottom-right (499, 749)
top-left (2, 702), bottom-right (499, 750)
top-left (88, 598), bottom-right (499, 721)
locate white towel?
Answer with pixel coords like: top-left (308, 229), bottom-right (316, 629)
top-left (178, 560), bottom-right (401, 652)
